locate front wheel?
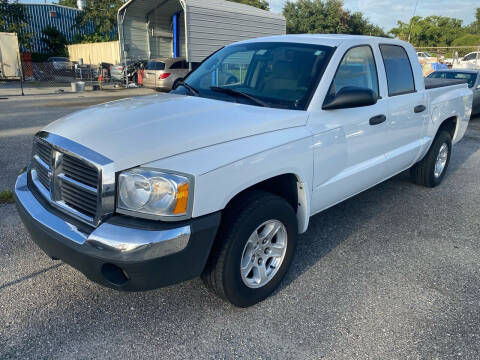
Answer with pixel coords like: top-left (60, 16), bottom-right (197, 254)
top-left (202, 191), bottom-right (297, 307)
top-left (172, 78), bottom-right (183, 90)
top-left (410, 130), bottom-right (452, 187)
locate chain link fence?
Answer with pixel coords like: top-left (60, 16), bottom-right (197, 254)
top-left (0, 57), bottom-right (147, 97)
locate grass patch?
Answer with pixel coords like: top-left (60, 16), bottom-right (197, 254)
top-left (0, 189), bottom-right (15, 204)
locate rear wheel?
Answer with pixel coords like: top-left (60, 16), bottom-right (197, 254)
top-left (410, 130), bottom-right (452, 187)
top-left (202, 191), bottom-right (297, 307)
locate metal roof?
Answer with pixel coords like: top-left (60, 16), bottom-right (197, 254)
top-left (119, 0), bottom-right (284, 21)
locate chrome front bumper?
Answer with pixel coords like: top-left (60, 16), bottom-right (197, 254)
top-left (14, 171), bottom-right (220, 290)
top-left (15, 171), bottom-right (190, 261)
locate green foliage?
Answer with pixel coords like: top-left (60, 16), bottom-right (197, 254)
top-left (71, 33), bottom-right (114, 44)
top-left (390, 8), bottom-right (480, 47)
top-left (31, 52), bottom-right (54, 62)
top-left (0, 0), bottom-right (32, 48)
top-left (41, 25), bottom-right (68, 57)
top-left (57, 0), bottom-right (77, 7)
top-left (227, 0), bottom-right (269, 10)
top-left (0, 189), bottom-right (14, 204)
top-left (60, 0), bottom-right (123, 43)
top-left (465, 8), bottom-right (480, 35)
top-left (390, 15), bottom-right (464, 47)
top-left (452, 34), bottom-right (480, 47)
top-left (283, 0), bottom-right (387, 37)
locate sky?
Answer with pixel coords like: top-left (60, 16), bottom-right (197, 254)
top-left (20, 0), bottom-right (479, 32)
top-left (269, 0), bottom-right (478, 31)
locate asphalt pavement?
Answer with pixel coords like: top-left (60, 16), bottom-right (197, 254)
top-left (1, 92), bottom-right (479, 359)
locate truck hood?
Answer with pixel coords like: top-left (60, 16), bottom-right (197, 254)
top-left (44, 94), bottom-right (308, 171)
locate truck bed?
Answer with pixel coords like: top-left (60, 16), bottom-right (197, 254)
top-left (425, 78), bottom-right (468, 89)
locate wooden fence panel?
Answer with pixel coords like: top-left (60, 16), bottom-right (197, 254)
top-left (67, 41), bottom-right (120, 65)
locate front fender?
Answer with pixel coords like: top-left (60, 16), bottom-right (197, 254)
top-left (144, 127), bottom-right (314, 232)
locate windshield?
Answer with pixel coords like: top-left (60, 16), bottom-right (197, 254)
top-left (173, 42), bottom-right (334, 110)
top-left (428, 71), bottom-right (477, 88)
top-left (146, 61), bottom-right (166, 71)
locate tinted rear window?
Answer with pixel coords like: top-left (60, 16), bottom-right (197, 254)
top-left (169, 60), bottom-right (188, 69)
top-left (428, 71), bottom-right (477, 88)
top-left (380, 45), bottom-right (416, 96)
top-left (146, 62), bottom-right (165, 70)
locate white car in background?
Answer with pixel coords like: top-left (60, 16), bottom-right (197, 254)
top-left (417, 51), bottom-right (437, 63)
top-left (453, 51), bottom-right (480, 70)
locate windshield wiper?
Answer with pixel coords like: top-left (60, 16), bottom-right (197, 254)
top-left (179, 81), bottom-right (199, 96)
top-left (210, 86), bottom-right (270, 108)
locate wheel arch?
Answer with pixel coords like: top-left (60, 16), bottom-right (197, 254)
top-left (436, 115), bottom-right (458, 141)
top-left (221, 173), bottom-right (310, 234)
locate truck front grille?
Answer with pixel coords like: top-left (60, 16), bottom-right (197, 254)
top-left (30, 133), bottom-right (114, 226)
top-left (61, 180), bottom-right (98, 218)
top-left (36, 140), bottom-right (52, 166)
top-left (62, 154), bottom-right (99, 189)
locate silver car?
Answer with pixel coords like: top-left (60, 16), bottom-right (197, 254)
top-left (427, 69), bottom-right (480, 116)
top-left (143, 58), bottom-right (190, 91)
top-left (47, 57), bottom-right (73, 71)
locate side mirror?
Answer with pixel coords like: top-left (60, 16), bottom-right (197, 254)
top-left (322, 86), bottom-right (378, 110)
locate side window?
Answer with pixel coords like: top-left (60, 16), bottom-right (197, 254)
top-left (464, 53), bottom-right (479, 61)
top-left (329, 46), bottom-right (379, 98)
top-left (380, 45), bottom-right (415, 96)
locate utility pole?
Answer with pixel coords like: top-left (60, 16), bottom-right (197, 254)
top-left (408, 0), bottom-right (420, 43)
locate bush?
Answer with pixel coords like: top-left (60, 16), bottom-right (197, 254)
top-left (0, 189), bottom-right (14, 204)
top-left (452, 34), bottom-right (480, 47)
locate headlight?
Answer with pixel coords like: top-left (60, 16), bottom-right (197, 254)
top-left (117, 168), bottom-right (192, 219)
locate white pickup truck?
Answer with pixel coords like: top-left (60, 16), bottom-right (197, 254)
top-left (15, 35), bottom-right (473, 307)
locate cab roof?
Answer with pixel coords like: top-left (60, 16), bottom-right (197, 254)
top-left (235, 34), bottom-right (410, 49)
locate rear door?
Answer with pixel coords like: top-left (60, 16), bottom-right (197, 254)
top-left (379, 44), bottom-right (428, 171)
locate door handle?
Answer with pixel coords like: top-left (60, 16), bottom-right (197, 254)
top-left (369, 114), bottom-right (387, 125)
top-left (414, 105), bottom-right (426, 113)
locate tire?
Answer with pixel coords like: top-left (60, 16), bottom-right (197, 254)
top-left (202, 191), bottom-right (298, 307)
top-left (410, 130), bottom-right (452, 187)
top-left (172, 78), bottom-right (182, 90)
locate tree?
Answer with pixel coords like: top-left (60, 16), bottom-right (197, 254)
top-left (390, 15), bottom-right (464, 47)
top-left (227, 0), bottom-right (269, 10)
top-left (57, 0), bottom-right (76, 7)
top-left (41, 25), bottom-right (68, 56)
top-left (465, 8), bottom-right (480, 35)
top-left (60, 0), bottom-right (123, 43)
top-left (452, 34), bottom-right (480, 47)
top-left (0, 0), bottom-right (31, 48)
top-left (283, 0), bottom-right (387, 37)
